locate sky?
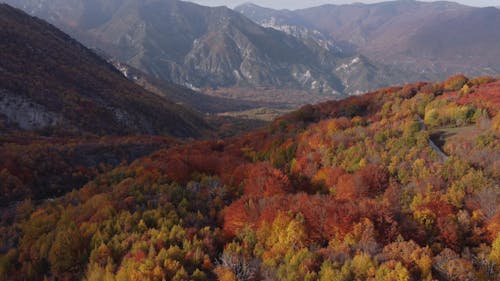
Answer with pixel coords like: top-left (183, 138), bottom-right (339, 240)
top-left (188, 0), bottom-right (500, 10)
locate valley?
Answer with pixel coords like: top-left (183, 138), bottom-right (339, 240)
top-left (0, 1), bottom-right (498, 281)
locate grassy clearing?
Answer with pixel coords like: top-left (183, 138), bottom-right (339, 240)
top-left (217, 107), bottom-right (292, 122)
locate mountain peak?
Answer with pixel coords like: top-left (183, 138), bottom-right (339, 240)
top-left (235, 2), bottom-right (261, 9)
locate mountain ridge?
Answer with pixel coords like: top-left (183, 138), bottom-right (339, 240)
top-left (0, 3), bottom-right (209, 137)
top-left (235, 0), bottom-right (500, 78)
top-left (4, 0), bottom-right (429, 100)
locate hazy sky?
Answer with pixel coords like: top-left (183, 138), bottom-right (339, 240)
top-left (188, 0), bottom-right (500, 10)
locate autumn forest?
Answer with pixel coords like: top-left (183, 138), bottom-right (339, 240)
top-left (1, 1), bottom-right (500, 281)
top-left (1, 74), bottom-right (499, 281)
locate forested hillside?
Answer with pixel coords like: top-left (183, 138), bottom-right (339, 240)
top-left (1, 75), bottom-right (498, 280)
top-left (0, 4), bottom-right (208, 137)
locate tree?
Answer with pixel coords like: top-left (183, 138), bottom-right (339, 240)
top-left (358, 164), bottom-right (389, 195)
top-left (223, 198), bottom-right (252, 236)
top-left (434, 248), bottom-right (476, 281)
top-left (214, 267), bottom-right (237, 281)
top-left (243, 163), bottom-right (292, 198)
top-left (444, 75), bottom-right (468, 91)
top-left (375, 261), bottom-right (410, 281)
top-left (258, 212), bottom-right (308, 268)
top-left (336, 173), bottom-right (368, 200)
top-left (312, 167), bottom-right (346, 194)
top-left (49, 224), bottom-right (87, 280)
top-left (490, 234), bottom-right (500, 265)
top-left (216, 243), bottom-right (258, 281)
top-left (351, 252), bottom-right (376, 280)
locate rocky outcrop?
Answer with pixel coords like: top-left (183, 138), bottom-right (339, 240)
top-left (0, 89), bottom-right (63, 130)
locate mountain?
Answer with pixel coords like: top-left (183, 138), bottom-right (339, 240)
top-left (234, 3), bottom-right (339, 52)
top-left (1, 74), bottom-right (498, 280)
top-left (106, 58), bottom-right (276, 114)
top-left (0, 3), bottom-right (208, 137)
top-left (236, 1), bottom-right (500, 78)
top-left (3, 0), bottom-right (424, 99)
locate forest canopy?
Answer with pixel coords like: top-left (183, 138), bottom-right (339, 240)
top-left (0, 75), bottom-right (499, 281)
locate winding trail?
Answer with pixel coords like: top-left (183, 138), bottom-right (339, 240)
top-left (417, 116), bottom-right (449, 161)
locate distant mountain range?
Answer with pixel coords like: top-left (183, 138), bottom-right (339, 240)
top-left (0, 3), bottom-right (208, 137)
top-left (3, 0), bottom-right (427, 100)
top-left (236, 1), bottom-right (500, 78)
top-left (105, 58), bottom-right (269, 114)
top-left (4, 0), bottom-right (498, 107)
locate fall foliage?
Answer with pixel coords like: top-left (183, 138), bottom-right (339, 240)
top-left (1, 75), bottom-right (499, 280)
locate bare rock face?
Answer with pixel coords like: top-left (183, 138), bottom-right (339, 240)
top-left (0, 90), bottom-right (63, 130)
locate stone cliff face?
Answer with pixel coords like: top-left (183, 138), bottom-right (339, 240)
top-left (0, 90), bottom-right (63, 130)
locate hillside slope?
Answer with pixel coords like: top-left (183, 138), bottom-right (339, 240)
top-left (0, 74), bottom-right (498, 280)
top-left (107, 59), bottom-right (272, 114)
top-left (0, 4), bottom-right (208, 137)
